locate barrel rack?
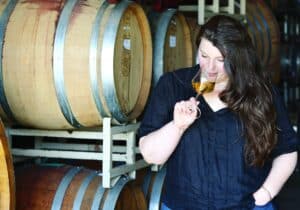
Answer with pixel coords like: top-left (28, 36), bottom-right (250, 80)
top-left (178, 0), bottom-right (246, 24)
top-left (5, 118), bottom-right (148, 188)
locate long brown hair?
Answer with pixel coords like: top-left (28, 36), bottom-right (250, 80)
top-left (197, 15), bottom-right (277, 167)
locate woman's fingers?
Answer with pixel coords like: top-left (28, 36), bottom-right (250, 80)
top-left (175, 101), bottom-right (196, 115)
top-left (174, 99), bottom-right (199, 124)
top-left (189, 97), bottom-right (200, 105)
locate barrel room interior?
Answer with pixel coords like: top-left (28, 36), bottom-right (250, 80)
top-left (0, 0), bottom-right (299, 209)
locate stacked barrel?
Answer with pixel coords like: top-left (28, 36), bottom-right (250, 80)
top-left (0, 119), bottom-right (14, 210)
top-left (246, 0), bottom-right (281, 84)
top-left (0, 0), bottom-right (153, 129)
top-left (15, 164), bottom-right (147, 210)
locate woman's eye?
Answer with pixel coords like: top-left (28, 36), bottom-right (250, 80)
top-left (201, 54), bottom-right (207, 58)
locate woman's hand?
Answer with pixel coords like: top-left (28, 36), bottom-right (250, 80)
top-left (253, 186), bottom-right (273, 206)
top-left (139, 97), bottom-right (200, 165)
top-left (173, 97), bottom-right (199, 131)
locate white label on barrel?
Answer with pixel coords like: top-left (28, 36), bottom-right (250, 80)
top-left (123, 39), bottom-right (131, 50)
top-left (169, 35), bottom-right (176, 48)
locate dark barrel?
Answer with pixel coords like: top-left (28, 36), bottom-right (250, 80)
top-left (246, 0), bottom-right (281, 84)
top-left (15, 164), bottom-right (147, 210)
top-left (141, 167), bottom-right (166, 210)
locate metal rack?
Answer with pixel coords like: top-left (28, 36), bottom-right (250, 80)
top-left (6, 118), bottom-right (148, 188)
top-left (178, 0), bottom-right (246, 25)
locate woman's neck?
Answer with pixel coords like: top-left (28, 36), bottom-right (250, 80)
top-left (213, 80), bottom-right (228, 93)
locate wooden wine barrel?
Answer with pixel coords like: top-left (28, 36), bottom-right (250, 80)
top-left (15, 164), bottom-right (147, 210)
top-left (148, 9), bottom-right (193, 85)
top-left (0, 118), bottom-right (15, 210)
top-left (246, 0), bottom-right (281, 84)
top-left (141, 167), bottom-right (166, 210)
top-left (0, 0), bottom-right (152, 129)
top-left (185, 17), bottom-right (202, 65)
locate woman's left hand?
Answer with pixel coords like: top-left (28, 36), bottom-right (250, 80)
top-left (253, 187), bottom-right (272, 206)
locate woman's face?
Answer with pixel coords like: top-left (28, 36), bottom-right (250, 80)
top-left (198, 38), bottom-right (228, 85)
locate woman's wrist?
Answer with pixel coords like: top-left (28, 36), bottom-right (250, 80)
top-left (171, 120), bottom-right (187, 134)
top-left (261, 185), bottom-right (273, 200)
top-left (253, 185), bottom-right (274, 206)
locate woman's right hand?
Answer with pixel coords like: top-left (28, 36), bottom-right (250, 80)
top-left (173, 97), bottom-right (199, 131)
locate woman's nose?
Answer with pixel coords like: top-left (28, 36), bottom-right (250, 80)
top-left (207, 59), bottom-right (215, 70)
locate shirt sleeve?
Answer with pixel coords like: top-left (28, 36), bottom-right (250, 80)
top-left (271, 87), bottom-right (299, 158)
top-left (137, 73), bottom-right (174, 139)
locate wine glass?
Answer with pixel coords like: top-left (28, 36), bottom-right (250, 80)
top-left (192, 68), bottom-right (217, 98)
top-left (191, 68), bottom-right (217, 117)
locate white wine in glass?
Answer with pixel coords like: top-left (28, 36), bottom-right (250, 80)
top-left (192, 69), bottom-right (216, 99)
top-left (190, 69), bottom-right (217, 118)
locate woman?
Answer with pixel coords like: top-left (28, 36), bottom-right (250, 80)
top-left (138, 15), bottom-right (298, 210)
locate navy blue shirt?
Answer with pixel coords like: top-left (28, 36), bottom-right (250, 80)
top-left (138, 65), bottom-right (299, 210)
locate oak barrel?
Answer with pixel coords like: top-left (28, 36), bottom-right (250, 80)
top-left (185, 17), bottom-right (202, 65)
top-left (141, 167), bottom-right (166, 210)
top-left (15, 164), bottom-right (147, 210)
top-left (148, 9), bottom-right (193, 85)
top-left (0, 118), bottom-right (15, 210)
top-left (0, 0), bottom-right (152, 129)
top-left (246, 0), bottom-right (281, 83)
